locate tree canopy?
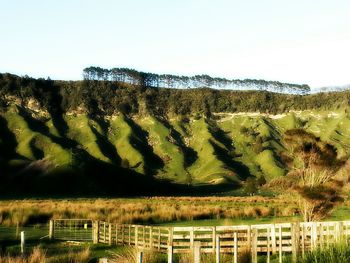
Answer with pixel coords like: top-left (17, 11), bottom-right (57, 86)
top-left (0, 73), bottom-right (349, 117)
top-left (82, 66), bottom-right (311, 94)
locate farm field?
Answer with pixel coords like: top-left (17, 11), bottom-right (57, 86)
top-left (1, 197), bottom-right (350, 262)
top-left (2, 196), bottom-right (350, 227)
top-left (0, 197), bottom-right (299, 226)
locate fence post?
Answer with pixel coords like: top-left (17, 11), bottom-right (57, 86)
top-left (20, 231), bottom-right (25, 254)
top-left (345, 223), bottom-right (348, 245)
top-left (335, 222), bottom-right (339, 243)
top-left (234, 232), bottom-right (238, 263)
top-left (339, 222), bottom-right (344, 243)
top-left (291, 222), bottom-right (300, 263)
top-left (137, 250), bottom-right (143, 263)
top-left (271, 224), bottom-right (276, 254)
top-left (103, 222), bottom-right (106, 244)
top-left (251, 228), bottom-right (257, 263)
top-left (327, 224), bottom-right (331, 247)
top-left (108, 223), bottom-right (112, 245)
top-left (150, 227), bottom-right (153, 249)
top-left (168, 227), bottom-right (173, 247)
top-left (168, 245), bottom-right (173, 263)
top-left (135, 226), bottom-right (139, 248)
top-left (142, 226), bottom-right (145, 249)
top-left (335, 222), bottom-right (343, 243)
top-left (167, 227), bottom-right (174, 263)
top-left (93, 221), bottom-right (99, 244)
top-left (190, 227), bottom-right (194, 249)
top-left (267, 227), bottom-right (270, 263)
top-left (49, 220), bottom-right (54, 240)
top-left (311, 222), bottom-right (317, 251)
top-left (121, 225), bottom-right (125, 244)
top-left (247, 225), bottom-right (252, 253)
top-left (279, 225), bottom-right (282, 263)
top-left (16, 222), bottom-right (19, 240)
top-left (216, 236), bottom-right (220, 263)
top-left (212, 226), bottom-right (216, 254)
top-left (158, 227), bottom-right (161, 250)
top-left (116, 224), bottom-right (118, 245)
top-left (301, 224), bottom-right (305, 258)
top-left (291, 223), bottom-right (296, 263)
top-left (319, 223), bottom-right (324, 249)
top-left (194, 241), bottom-right (201, 263)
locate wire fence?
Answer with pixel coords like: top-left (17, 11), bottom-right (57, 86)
top-left (52, 219), bottom-right (93, 241)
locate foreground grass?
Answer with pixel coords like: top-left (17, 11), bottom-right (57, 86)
top-left (0, 246), bottom-right (90, 263)
top-left (104, 244), bottom-right (350, 263)
top-left (299, 244), bottom-right (350, 263)
top-left (3, 243), bottom-right (350, 263)
top-left (109, 247), bottom-right (251, 263)
top-left (0, 241), bottom-right (113, 263)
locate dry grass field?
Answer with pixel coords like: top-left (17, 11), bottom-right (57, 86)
top-left (0, 196), bottom-right (299, 227)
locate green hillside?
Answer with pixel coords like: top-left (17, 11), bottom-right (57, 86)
top-left (1, 73), bottom-right (350, 195)
top-left (3, 106), bottom-right (71, 165)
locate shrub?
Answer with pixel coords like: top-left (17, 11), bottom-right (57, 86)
top-left (244, 178), bottom-right (258, 195)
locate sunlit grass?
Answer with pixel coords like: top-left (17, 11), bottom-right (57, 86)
top-left (0, 197), bottom-right (297, 226)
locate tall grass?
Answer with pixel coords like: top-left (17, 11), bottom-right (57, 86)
top-left (300, 244), bottom-right (350, 263)
top-left (0, 197), bottom-right (297, 226)
top-left (109, 245), bottom-right (350, 263)
top-left (0, 246), bottom-right (90, 263)
top-left (0, 247), bottom-right (47, 263)
top-left (110, 247), bottom-right (165, 263)
top-left (110, 248), bottom-right (252, 263)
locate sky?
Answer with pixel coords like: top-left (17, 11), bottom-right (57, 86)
top-left (0, 0), bottom-right (349, 89)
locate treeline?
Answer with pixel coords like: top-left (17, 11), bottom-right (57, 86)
top-left (0, 73), bottom-right (349, 116)
top-left (83, 66), bottom-right (311, 94)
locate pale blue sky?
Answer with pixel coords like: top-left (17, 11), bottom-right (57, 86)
top-left (0, 0), bottom-right (349, 88)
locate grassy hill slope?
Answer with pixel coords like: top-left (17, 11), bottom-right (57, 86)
top-left (1, 73), bottom-right (350, 195)
top-left (1, 106), bottom-right (349, 196)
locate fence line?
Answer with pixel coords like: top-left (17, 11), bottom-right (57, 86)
top-left (50, 219), bottom-right (350, 261)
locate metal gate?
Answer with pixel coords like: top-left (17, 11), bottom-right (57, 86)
top-left (52, 219), bottom-right (93, 241)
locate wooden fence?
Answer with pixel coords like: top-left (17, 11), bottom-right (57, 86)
top-left (50, 219), bottom-right (350, 262)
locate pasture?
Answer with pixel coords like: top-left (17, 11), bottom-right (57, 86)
top-left (1, 197), bottom-right (350, 262)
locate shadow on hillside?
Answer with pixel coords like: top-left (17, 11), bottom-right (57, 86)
top-left (261, 118), bottom-right (284, 148)
top-left (29, 138), bottom-right (45, 159)
top-left (51, 113), bottom-right (70, 138)
top-left (0, 115), bottom-right (19, 160)
top-left (45, 80), bottom-right (71, 138)
top-left (260, 119), bottom-right (288, 168)
top-left (123, 116), bottom-right (164, 175)
top-left (15, 106), bottom-right (117, 173)
top-left (206, 119), bottom-right (251, 180)
top-left (0, 160), bottom-right (239, 197)
top-left (89, 119), bottom-right (121, 165)
top-left (17, 107), bottom-right (78, 149)
top-left (157, 117), bottom-right (198, 167)
top-left (207, 119), bottom-right (234, 150)
top-left (210, 141), bottom-right (251, 180)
